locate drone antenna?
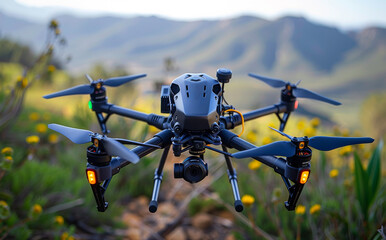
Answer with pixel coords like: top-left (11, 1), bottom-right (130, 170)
top-left (216, 68), bottom-right (232, 115)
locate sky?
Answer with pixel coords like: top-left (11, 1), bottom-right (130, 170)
top-left (6, 0), bottom-right (386, 29)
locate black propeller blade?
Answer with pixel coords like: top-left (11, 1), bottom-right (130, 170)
top-left (43, 74), bottom-right (146, 99)
top-left (48, 124), bottom-right (140, 163)
top-left (43, 85), bottom-right (94, 99)
top-left (248, 73), bottom-right (341, 106)
top-left (103, 138), bottom-right (140, 163)
top-left (103, 74), bottom-right (146, 87)
top-left (48, 124), bottom-right (93, 144)
top-left (114, 138), bottom-right (161, 149)
top-left (309, 136), bottom-right (374, 151)
top-left (232, 127), bottom-right (374, 158)
top-left (248, 73), bottom-right (286, 88)
top-left (232, 141), bottom-right (296, 158)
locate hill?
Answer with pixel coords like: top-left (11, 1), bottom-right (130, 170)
top-left (0, 12), bottom-right (385, 127)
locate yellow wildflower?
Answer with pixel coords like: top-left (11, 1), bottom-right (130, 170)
top-left (341, 128), bottom-right (350, 137)
top-left (47, 65), bottom-right (56, 72)
top-left (261, 136), bottom-right (272, 145)
top-left (0, 201), bottom-right (10, 220)
top-left (1, 147), bottom-right (13, 156)
top-left (268, 122), bottom-right (276, 128)
top-left (246, 131), bottom-right (257, 143)
top-left (309, 204), bottom-right (321, 215)
top-left (29, 112), bottom-right (40, 121)
top-left (32, 204), bottom-right (42, 215)
top-left (48, 134), bottom-right (59, 144)
top-left (50, 20), bottom-right (58, 29)
top-left (304, 127), bottom-right (316, 137)
top-left (26, 135), bottom-right (40, 144)
top-left (339, 145), bottom-right (352, 156)
top-left (55, 28), bottom-right (61, 35)
top-left (295, 204), bottom-right (306, 215)
top-left (310, 118), bottom-right (320, 128)
top-left (241, 194), bottom-right (255, 207)
top-left (148, 126), bottom-right (159, 134)
top-left (248, 160), bottom-right (262, 170)
top-left (61, 232), bottom-right (69, 240)
top-left (36, 123), bottom-right (48, 133)
top-left (297, 120), bottom-right (306, 130)
top-left (55, 215), bottom-right (64, 225)
top-left (329, 169), bottom-right (339, 178)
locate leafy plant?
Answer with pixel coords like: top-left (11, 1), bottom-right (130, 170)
top-left (354, 140), bottom-right (383, 237)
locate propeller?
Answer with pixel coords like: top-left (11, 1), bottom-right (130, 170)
top-left (43, 74), bottom-right (146, 99)
top-left (232, 127), bottom-right (374, 158)
top-left (248, 73), bottom-right (341, 106)
top-left (48, 124), bottom-right (141, 163)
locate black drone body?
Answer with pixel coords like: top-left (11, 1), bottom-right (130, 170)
top-left (44, 69), bottom-right (373, 213)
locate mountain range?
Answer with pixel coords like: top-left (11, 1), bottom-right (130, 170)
top-left (0, 10), bottom-right (385, 126)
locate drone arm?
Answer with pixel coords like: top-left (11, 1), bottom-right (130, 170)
top-left (220, 129), bottom-right (309, 211)
top-left (94, 103), bottom-right (168, 130)
top-left (221, 104), bottom-right (288, 129)
top-left (219, 129), bottom-right (286, 174)
top-left (116, 129), bottom-right (173, 169)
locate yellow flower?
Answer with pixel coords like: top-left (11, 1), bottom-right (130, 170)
top-left (297, 120), bottom-right (306, 130)
top-left (48, 134), bottom-right (59, 144)
top-left (329, 169), bottom-right (339, 178)
top-left (0, 201), bottom-right (8, 207)
top-left (29, 112), bottom-right (40, 121)
top-left (0, 201), bottom-right (10, 220)
top-left (341, 128), bottom-right (350, 137)
top-left (295, 204), bottom-right (306, 215)
top-left (4, 156), bottom-right (13, 162)
top-left (148, 126), bottom-right (159, 134)
top-left (309, 204), bottom-right (321, 215)
top-left (310, 118), bottom-right (320, 127)
top-left (50, 20), bottom-right (59, 29)
top-left (55, 28), bottom-right (61, 35)
top-left (268, 122), bottom-right (276, 128)
top-left (241, 194), bottom-right (255, 207)
top-left (61, 232), bottom-right (69, 240)
top-left (248, 160), bottom-right (262, 170)
top-left (17, 76), bottom-right (28, 88)
top-left (1, 147), bottom-right (13, 156)
top-left (261, 136), bottom-right (272, 145)
top-left (304, 127), bottom-right (316, 137)
top-left (26, 135), bottom-right (40, 144)
top-left (339, 145), bottom-right (352, 156)
top-left (36, 123), bottom-right (48, 133)
top-left (246, 131), bottom-right (257, 143)
top-left (32, 204), bottom-right (42, 215)
top-left (47, 65), bottom-right (56, 73)
top-left (55, 215), bottom-right (64, 225)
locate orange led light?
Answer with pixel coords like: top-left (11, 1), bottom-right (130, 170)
top-left (294, 100), bottom-right (299, 109)
top-left (87, 169), bottom-right (97, 185)
top-left (299, 170), bottom-right (310, 184)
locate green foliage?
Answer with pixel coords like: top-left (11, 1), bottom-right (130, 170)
top-left (0, 38), bottom-right (36, 68)
top-left (354, 141), bottom-right (382, 223)
top-left (188, 197), bottom-right (226, 216)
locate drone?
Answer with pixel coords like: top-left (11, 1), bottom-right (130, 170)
top-left (43, 69), bottom-right (374, 213)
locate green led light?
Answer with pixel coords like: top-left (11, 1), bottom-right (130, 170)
top-left (88, 101), bottom-right (92, 109)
